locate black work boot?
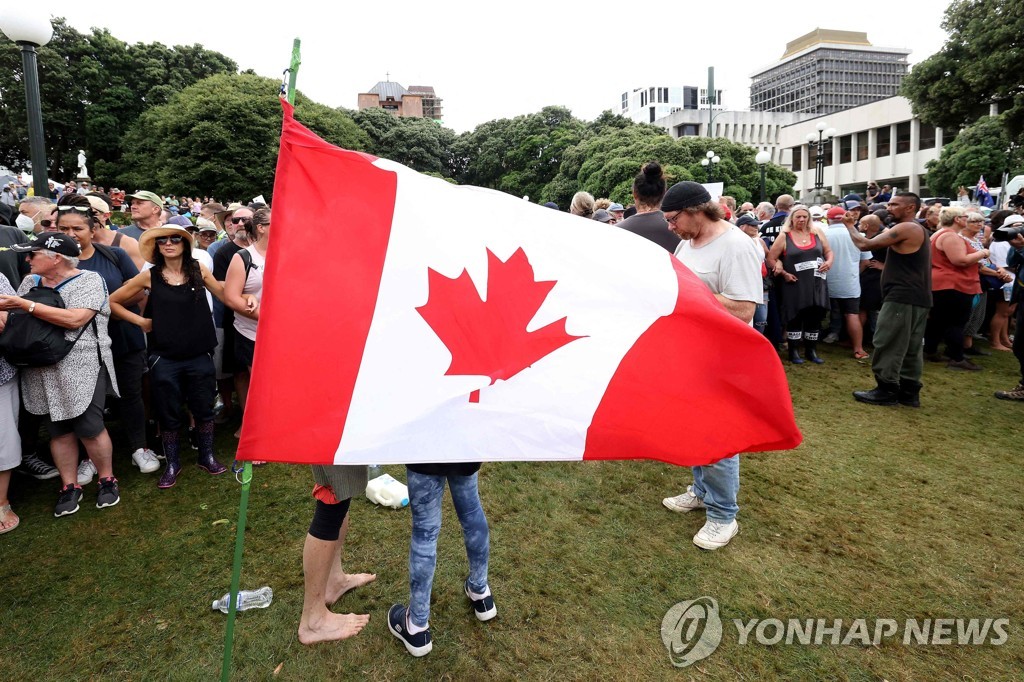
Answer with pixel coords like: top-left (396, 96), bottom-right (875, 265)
top-left (853, 381), bottom-right (899, 406)
top-left (897, 379), bottom-right (922, 408)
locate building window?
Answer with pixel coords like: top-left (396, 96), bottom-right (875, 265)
top-left (876, 126), bottom-right (891, 157)
top-left (791, 147), bottom-right (802, 171)
top-left (856, 132), bottom-right (869, 160)
top-left (919, 122), bottom-right (936, 149)
top-left (621, 92), bottom-right (628, 111)
top-left (677, 123), bottom-right (699, 137)
top-left (683, 86), bottom-right (698, 110)
top-left (896, 121), bottom-right (911, 154)
top-left (650, 107), bottom-right (656, 123)
top-left (839, 135), bottom-right (852, 164)
top-left (649, 87), bottom-right (655, 104)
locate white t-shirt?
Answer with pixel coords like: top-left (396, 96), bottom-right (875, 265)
top-left (674, 225), bottom-right (763, 310)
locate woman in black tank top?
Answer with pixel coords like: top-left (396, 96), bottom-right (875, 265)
top-left (110, 226), bottom-right (256, 489)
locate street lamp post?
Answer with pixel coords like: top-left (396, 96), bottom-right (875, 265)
top-left (700, 150), bottom-right (720, 184)
top-left (755, 150), bottom-right (771, 203)
top-left (0, 11), bottom-right (53, 199)
top-left (805, 121), bottom-right (836, 199)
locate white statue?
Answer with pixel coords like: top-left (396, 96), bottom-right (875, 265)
top-left (77, 150), bottom-right (87, 178)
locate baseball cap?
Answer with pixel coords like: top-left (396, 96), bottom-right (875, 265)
top-left (127, 190), bottom-right (164, 207)
top-left (608, 203), bottom-right (625, 212)
top-left (809, 206), bottom-right (825, 219)
top-left (735, 214), bottom-right (760, 228)
top-left (10, 232), bottom-right (81, 258)
top-left (826, 206), bottom-right (847, 220)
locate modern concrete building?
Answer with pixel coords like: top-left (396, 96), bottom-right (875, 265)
top-left (750, 29), bottom-right (910, 115)
top-left (358, 80), bottom-right (441, 119)
top-left (779, 96), bottom-right (954, 199)
top-left (619, 85), bottom-right (723, 124)
top-left (654, 108), bottom-right (810, 164)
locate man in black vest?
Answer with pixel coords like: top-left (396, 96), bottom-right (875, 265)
top-left (844, 192), bottom-right (932, 407)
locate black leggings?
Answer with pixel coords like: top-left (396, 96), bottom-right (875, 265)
top-left (308, 498), bottom-right (351, 541)
top-left (924, 289), bottom-right (974, 362)
top-left (1014, 304), bottom-right (1024, 380)
top-left (786, 307), bottom-right (824, 341)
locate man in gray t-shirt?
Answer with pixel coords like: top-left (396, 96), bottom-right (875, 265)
top-left (657, 181), bottom-right (762, 552)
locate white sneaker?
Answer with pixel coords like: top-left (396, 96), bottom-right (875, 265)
top-left (662, 485), bottom-right (706, 513)
top-left (693, 519), bottom-right (739, 550)
top-left (77, 459), bottom-right (97, 486)
top-left (132, 448), bottom-right (161, 474)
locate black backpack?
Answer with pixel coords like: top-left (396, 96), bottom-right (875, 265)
top-left (0, 275), bottom-right (97, 367)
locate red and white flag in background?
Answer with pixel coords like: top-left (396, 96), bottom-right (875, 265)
top-left (236, 102), bottom-right (801, 467)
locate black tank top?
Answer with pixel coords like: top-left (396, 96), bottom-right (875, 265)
top-left (881, 222), bottom-right (932, 307)
top-left (146, 267), bottom-right (217, 359)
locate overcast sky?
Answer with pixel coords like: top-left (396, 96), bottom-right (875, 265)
top-left (40, 0), bottom-right (952, 133)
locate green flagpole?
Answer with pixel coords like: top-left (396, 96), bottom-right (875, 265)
top-left (219, 38), bottom-right (301, 682)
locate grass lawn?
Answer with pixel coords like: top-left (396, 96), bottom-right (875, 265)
top-left (2, 341), bottom-right (1023, 681)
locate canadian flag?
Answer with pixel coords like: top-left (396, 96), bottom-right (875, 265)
top-left (236, 103), bottom-right (801, 467)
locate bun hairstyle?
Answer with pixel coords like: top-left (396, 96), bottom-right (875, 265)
top-left (55, 193), bottom-right (98, 230)
top-left (633, 161), bottom-right (667, 205)
top-left (246, 207), bottom-right (271, 240)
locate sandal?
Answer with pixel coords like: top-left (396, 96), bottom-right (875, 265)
top-left (853, 351), bottom-right (870, 360)
top-left (0, 504), bottom-right (20, 535)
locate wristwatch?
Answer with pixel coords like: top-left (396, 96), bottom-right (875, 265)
top-left (27, 302), bottom-right (36, 314)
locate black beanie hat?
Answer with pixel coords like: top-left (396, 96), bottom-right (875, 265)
top-left (661, 181), bottom-right (711, 212)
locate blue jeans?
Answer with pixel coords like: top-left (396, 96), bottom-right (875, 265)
top-left (407, 470), bottom-right (490, 628)
top-left (754, 302), bottom-right (768, 335)
top-left (692, 455), bottom-right (739, 522)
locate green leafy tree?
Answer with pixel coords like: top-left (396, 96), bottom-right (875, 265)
top-left (351, 107), bottom-right (456, 176)
top-left (902, 0), bottom-right (1024, 137)
top-left (452, 106), bottom-right (587, 199)
top-left (119, 73), bottom-right (369, 201)
top-left (0, 18), bottom-right (236, 183)
top-left (541, 125), bottom-right (795, 209)
top-left (924, 115), bottom-right (1023, 196)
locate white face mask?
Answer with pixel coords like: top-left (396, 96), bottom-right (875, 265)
top-left (15, 214), bottom-right (35, 233)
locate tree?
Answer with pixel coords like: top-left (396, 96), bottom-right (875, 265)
top-left (924, 115), bottom-right (1023, 197)
top-left (351, 107), bottom-right (456, 176)
top-left (902, 0), bottom-right (1024, 138)
top-left (541, 125), bottom-right (796, 209)
top-left (118, 73), bottom-right (369, 201)
top-left (0, 18), bottom-right (236, 183)
top-left (452, 107), bottom-right (587, 199)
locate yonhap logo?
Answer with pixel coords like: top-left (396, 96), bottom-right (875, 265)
top-left (661, 596), bottom-right (723, 668)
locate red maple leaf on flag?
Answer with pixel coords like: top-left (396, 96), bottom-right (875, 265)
top-left (416, 247), bottom-right (584, 401)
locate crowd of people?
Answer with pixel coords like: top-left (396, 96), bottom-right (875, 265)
top-left (1, 167), bottom-right (1023, 655)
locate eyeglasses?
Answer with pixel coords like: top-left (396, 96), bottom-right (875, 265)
top-left (39, 219), bottom-right (54, 228)
top-left (665, 211), bottom-right (686, 226)
top-left (231, 217), bottom-right (250, 224)
top-left (198, 231), bottom-right (217, 238)
top-left (57, 205), bottom-right (91, 213)
top-left (154, 235), bottom-right (184, 245)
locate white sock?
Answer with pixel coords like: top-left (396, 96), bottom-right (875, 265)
top-left (468, 585), bottom-right (490, 601)
top-left (406, 614), bottom-right (428, 635)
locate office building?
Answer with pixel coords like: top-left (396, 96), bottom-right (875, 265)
top-left (750, 29), bottom-right (910, 115)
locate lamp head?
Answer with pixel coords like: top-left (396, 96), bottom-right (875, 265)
top-left (0, 11), bottom-right (53, 46)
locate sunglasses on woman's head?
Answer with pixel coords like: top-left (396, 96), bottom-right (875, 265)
top-left (57, 205), bottom-right (91, 213)
top-left (154, 235), bottom-right (184, 245)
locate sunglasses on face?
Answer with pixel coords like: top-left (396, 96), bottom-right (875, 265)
top-left (231, 216), bottom-right (250, 224)
top-left (39, 219), bottom-right (54, 228)
top-left (154, 235), bottom-right (184, 245)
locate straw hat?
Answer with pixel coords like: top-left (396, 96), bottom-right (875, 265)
top-left (138, 225), bottom-right (196, 264)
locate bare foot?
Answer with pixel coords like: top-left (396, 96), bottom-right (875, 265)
top-left (298, 611), bottom-right (370, 644)
top-left (991, 345), bottom-right (1013, 352)
top-left (326, 572), bottom-right (376, 606)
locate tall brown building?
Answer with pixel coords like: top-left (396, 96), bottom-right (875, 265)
top-left (357, 80), bottom-right (443, 121)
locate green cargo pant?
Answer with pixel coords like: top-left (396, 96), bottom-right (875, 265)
top-left (870, 301), bottom-right (930, 385)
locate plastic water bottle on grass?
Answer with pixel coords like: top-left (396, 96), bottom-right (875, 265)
top-left (212, 586), bottom-right (273, 613)
top-left (366, 473), bottom-right (409, 508)
top-left (367, 464), bottom-right (383, 480)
